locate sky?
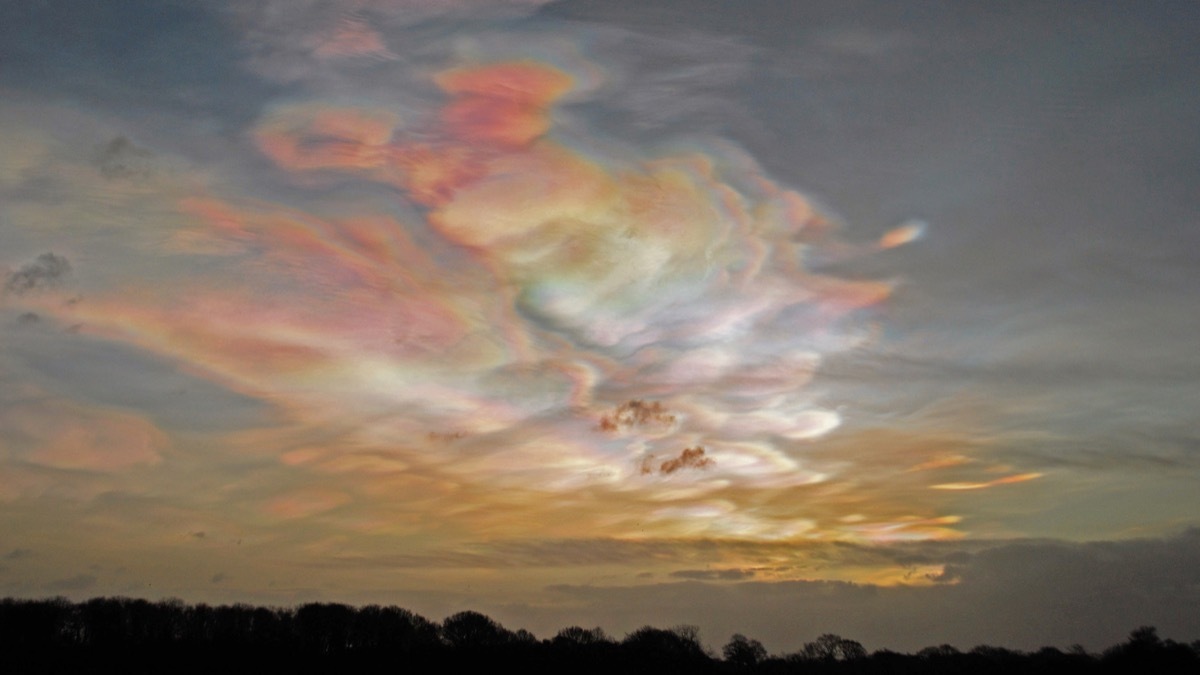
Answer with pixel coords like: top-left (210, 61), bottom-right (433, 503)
top-left (2, 0), bottom-right (1199, 654)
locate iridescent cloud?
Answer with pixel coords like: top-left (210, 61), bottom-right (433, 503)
top-left (0, 51), bottom-right (951, 549)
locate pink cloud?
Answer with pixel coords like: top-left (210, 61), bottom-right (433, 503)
top-left (1, 399), bottom-right (165, 472)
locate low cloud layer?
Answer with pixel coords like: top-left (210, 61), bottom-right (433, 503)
top-left (493, 530), bottom-right (1200, 654)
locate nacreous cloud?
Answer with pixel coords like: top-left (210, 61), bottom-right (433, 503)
top-left (7, 48), bottom-right (945, 547)
top-left (240, 57), bottom-right (933, 540)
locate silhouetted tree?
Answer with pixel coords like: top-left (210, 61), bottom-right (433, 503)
top-left (917, 643), bottom-right (961, 659)
top-left (623, 625), bottom-right (706, 657)
top-left (1, 597), bottom-right (76, 648)
top-left (6, 597), bottom-right (1200, 674)
top-left (439, 610), bottom-right (513, 649)
top-left (723, 633), bottom-right (767, 668)
top-left (295, 602), bottom-right (356, 653)
top-left (622, 625), bottom-right (713, 673)
top-left (387, 606), bottom-right (440, 653)
top-left (553, 625), bottom-right (611, 646)
top-left (349, 604), bottom-right (437, 654)
top-left (212, 603), bottom-right (256, 646)
top-left (798, 633), bottom-right (868, 661)
top-left (1102, 626), bottom-right (1199, 674)
top-left (548, 624), bottom-right (617, 673)
top-left (80, 597), bottom-right (130, 648)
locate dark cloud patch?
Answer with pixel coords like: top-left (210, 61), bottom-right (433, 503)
top-left (4, 253), bottom-right (71, 296)
top-left (16, 312), bottom-right (40, 325)
top-left (5, 548), bottom-right (34, 560)
top-left (95, 135), bottom-right (153, 179)
top-left (598, 399), bottom-right (676, 432)
top-left (427, 431), bottom-right (467, 443)
top-left (44, 573), bottom-right (98, 592)
top-left (190, 531), bottom-right (207, 540)
top-left (211, 572), bottom-right (228, 584)
top-left (655, 446), bottom-right (713, 475)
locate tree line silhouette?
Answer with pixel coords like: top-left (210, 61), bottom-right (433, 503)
top-left (2, 596), bottom-right (1197, 673)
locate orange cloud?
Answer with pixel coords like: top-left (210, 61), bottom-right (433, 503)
top-left (1, 399), bottom-right (165, 472)
top-left (878, 220), bottom-right (926, 249)
top-left (388, 143), bottom-right (486, 207)
top-left (254, 103), bottom-right (400, 173)
top-left (435, 61), bottom-right (573, 147)
top-left (906, 455), bottom-right (971, 472)
top-left (423, 142), bottom-right (617, 249)
top-left (49, 193), bottom-right (499, 417)
top-left (931, 473), bottom-right (1044, 491)
top-left (843, 515), bottom-right (965, 543)
top-left (264, 488), bottom-right (352, 519)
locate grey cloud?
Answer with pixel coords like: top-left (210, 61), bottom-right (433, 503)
top-left (670, 568), bottom-right (755, 581)
top-left (485, 538), bottom-right (722, 567)
top-left (954, 532), bottom-right (1200, 596)
top-left (816, 540), bottom-right (976, 568)
top-left (488, 537), bottom-right (1003, 571)
top-left (819, 344), bottom-right (1200, 480)
top-left (6, 328), bottom-right (271, 432)
top-left (999, 428), bottom-right (1200, 473)
top-left (211, 572), bottom-right (228, 584)
top-left (4, 253), bottom-right (71, 296)
top-left (822, 350), bottom-right (1200, 389)
top-left (314, 536), bottom-right (1000, 571)
top-left (229, 0), bottom-right (552, 84)
top-left (567, 25), bottom-right (761, 141)
top-left (5, 548), bottom-right (34, 560)
top-left (317, 550), bottom-right (502, 570)
top-left (44, 573), bottom-right (98, 592)
top-left (313, 538), bottom-right (711, 570)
